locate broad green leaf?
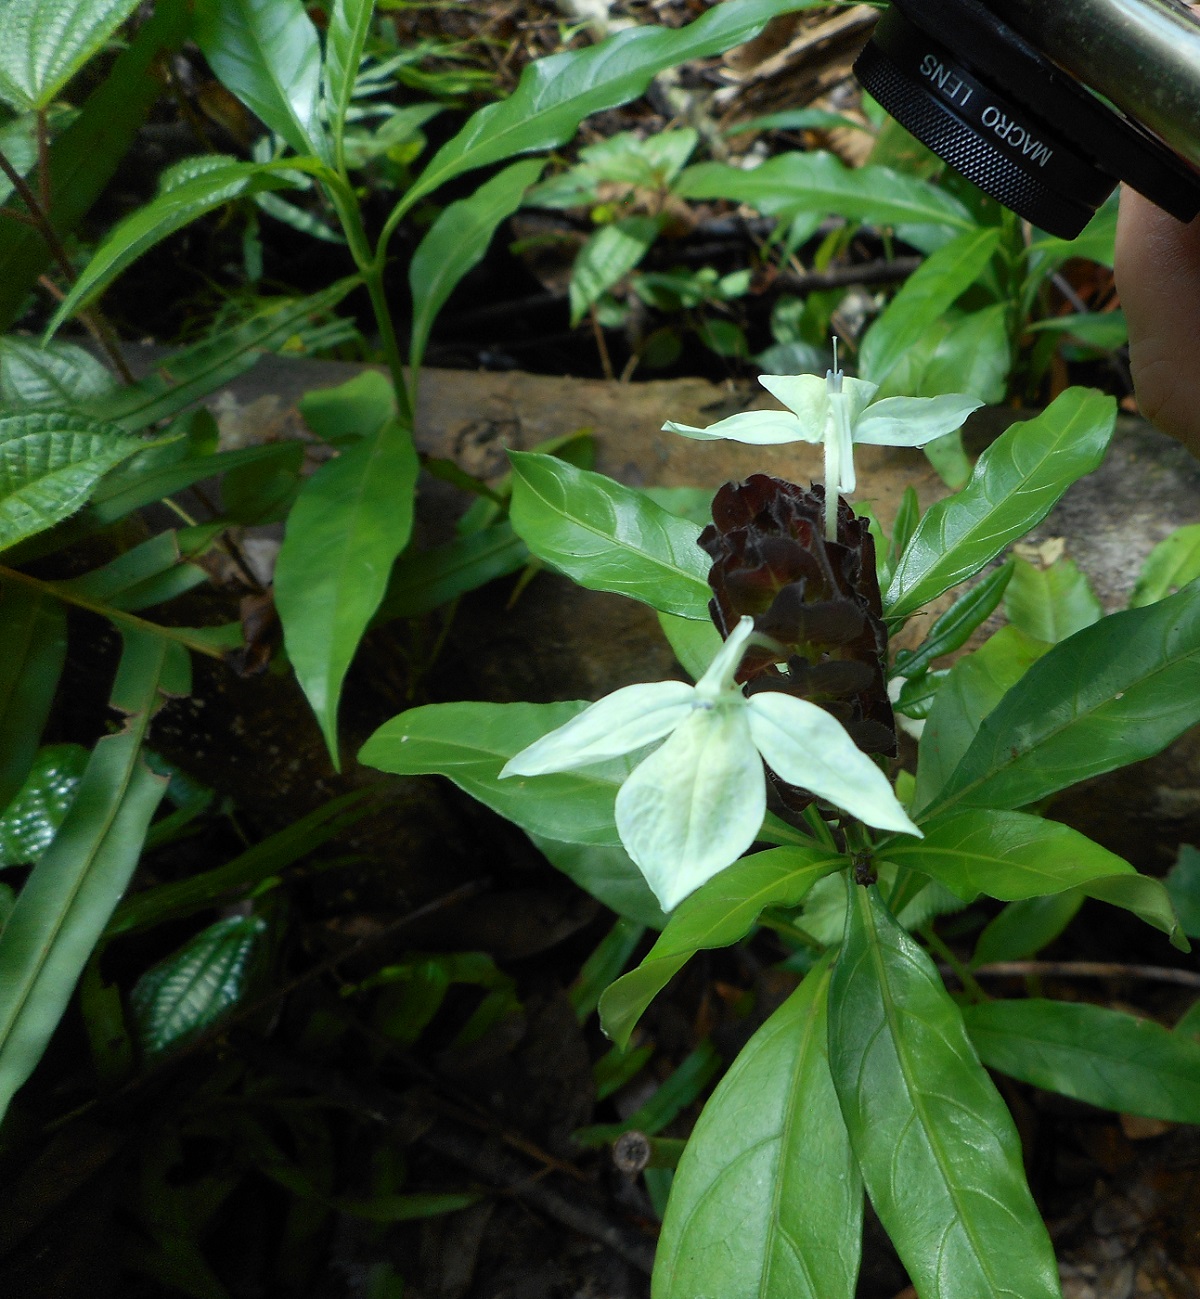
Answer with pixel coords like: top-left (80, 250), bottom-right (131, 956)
top-left (401, 0), bottom-right (823, 211)
top-left (0, 631), bottom-right (186, 1118)
top-left (0, 337), bottom-right (117, 409)
top-left (410, 159), bottom-right (546, 374)
top-left (0, 743), bottom-right (88, 867)
top-left (88, 278), bottom-right (360, 432)
top-left (1165, 845), bottom-right (1200, 939)
top-left (654, 959), bottom-right (862, 1299)
top-left (360, 701), bottom-right (631, 847)
top-left (298, 370), bottom-right (394, 444)
top-left (507, 451), bottom-right (711, 618)
top-left (882, 808), bottom-right (1180, 943)
top-left (374, 521), bottom-right (527, 622)
top-left (131, 914), bottom-right (266, 1054)
top-left (657, 610), bottom-right (721, 681)
top-left (924, 580), bottom-right (1200, 822)
top-left (971, 892), bottom-right (1083, 966)
top-left (922, 429), bottom-right (973, 491)
top-left (1027, 311), bottom-right (1128, 351)
top-left (0, 412), bottom-right (138, 550)
top-left (324, 0), bottom-right (374, 156)
top-left (47, 162), bottom-right (299, 334)
top-left (1004, 556), bottom-right (1101, 644)
top-left (676, 152), bottom-right (975, 231)
top-left (529, 835), bottom-right (666, 929)
top-left (876, 304), bottom-right (1012, 406)
top-left (828, 886), bottom-right (1060, 1299)
top-left (0, 0), bottom-right (141, 110)
top-left (56, 531), bottom-right (208, 612)
top-left (599, 846), bottom-right (845, 1049)
top-left (964, 1000), bottom-right (1200, 1124)
top-left (913, 625), bottom-right (1050, 809)
top-left (569, 215), bottom-right (659, 325)
top-left (893, 563), bottom-right (1014, 680)
top-left (0, 583), bottom-right (66, 809)
top-left (0, 2), bottom-right (191, 331)
top-left (1130, 524), bottom-right (1200, 608)
top-left (194, 0), bottom-right (323, 157)
top-left (859, 228), bottom-right (1001, 388)
top-left (885, 388), bottom-right (1116, 619)
top-left (275, 417), bottom-right (418, 765)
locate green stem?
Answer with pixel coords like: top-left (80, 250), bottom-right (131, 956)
top-left (919, 923), bottom-right (990, 1003)
top-left (0, 566), bottom-right (227, 660)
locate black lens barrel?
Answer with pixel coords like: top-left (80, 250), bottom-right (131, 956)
top-left (854, 0), bottom-right (1200, 239)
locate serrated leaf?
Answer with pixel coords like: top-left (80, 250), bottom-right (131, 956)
top-left (507, 451), bottom-right (711, 618)
top-left (410, 158), bottom-right (545, 374)
top-left (0, 583), bottom-right (66, 809)
top-left (654, 958), bottom-right (861, 1299)
top-left (0, 337), bottom-right (118, 410)
top-left (47, 162), bottom-right (299, 334)
top-left (569, 215), bottom-right (659, 325)
top-left (0, 411), bottom-right (138, 550)
top-left (275, 416), bottom-right (418, 765)
top-left (0, 743), bottom-right (89, 867)
top-left (964, 999), bottom-right (1200, 1124)
top-left (194, 0), bottom-right (323, 157)
top-left (599, 846), bottom-right (845, 1050)
top-left (828, 886), bottom-right (1060, 1299)
top-left (131, 914), bottom-right (265, 1054)
top-left (886, 389), bottom-right (1116, 619)
top-left (0, 0), bottom-right (142, 111)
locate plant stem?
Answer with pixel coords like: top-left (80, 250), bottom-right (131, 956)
top-left (0, 565), bottom-right (227, 660)
top-left (921, 924), bottom-right (990, 1002)
top-left (970, 960), bottom-right (1200, 990)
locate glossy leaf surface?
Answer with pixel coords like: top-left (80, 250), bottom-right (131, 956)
top-left (0, 0), bottom-right (141, 110)
top-left (360, 701), bottom-right (631, 847)
top-left (964, 1000), bottom-right (1200, 1124)
top-left (654, 959), bottom-right (861, 1299)
top-left (0, 412), bottom-right (137, 550)
top-left (1004, 556), bottom-right (1101, 644)
top-left (194, 0), bottom-right (323, 157)
top-left (324, 0), bottom-right (374, 152)
top-left (0, 338), bottom-right (117, 410)
top-left (275, 417), bottom-right (418, 764)
top-left (828, 886), bottom-right (1060, 1299)
top-left (0, 743), bottom-right (88, 867)
top-left (886, 389), bottom-right (1116, 618)
top-left (508, 452), bottom-right (711, 618)
top-left (131, 914), bottom-right (266, 1054)
top-left (600, 846), bottom-right (846, 1049)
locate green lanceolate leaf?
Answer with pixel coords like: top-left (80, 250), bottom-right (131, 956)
top-left (298, 370), bottom-right (394, 444)
top-left (972, 892), bottom-right (1084, 966)
top-left (924, 579), bottom-right (1200, 820)
top-left (828, 886), bottom-right (1060, 1299)
top-left (360, 701), bottom-right (631, 847)
top-left (0, 0), bottom-right (142, 111)
top-left (0, 743), bottom-right (88, 867)
top-left (0, 583), bottom-right (66, 809)
top-left (324, 0), bottom-right (374, 158)
top-left (409, 158), bottom-right (546, 376)
top-left (0, 337), bottom-right (118, 410)
top-left (1165, 845), bottom-right (1200, 940)
top-left (658, 610), bottom-right (722, 681)
top-left (599, 846), bottom-right (846, 1049)
top-left (0, 411), bottom-right (138, 550)
top-left (508, 451), bottom-right (711, 618)
top-left (676, 151), bottom-right (975, 231)
top-left (1004, 556), bottom-right (1101, 644)
top-left (654, 958), bottom-right (862, 1299)
top-left (1129, 523), bottom-right (1200, 608)
top-left (275, 416), bottom-right (418, 765)
top-left (47, 162), bottom-right (299, 334)
top-left (193, 0), bottom-right (324, 158)
top-left (570, 214), bottom-right (660, 326)
top-left (964, 1000), bottom-right (1200, 1125)
top-left (0, 630), bottom-right (187, 1118)
top-left (859, 227), bottom-right (1002, 388)
top-left (886, 388), bottom-right (1116, 619)
top-left (893, 563), bottom-right (1014, 680)
top-left (399, 0), bottom-right (820, 212)
top-left (131, 914), bottom-right (266, 1054)
top-left (530, 835), bottom-right (666, 928)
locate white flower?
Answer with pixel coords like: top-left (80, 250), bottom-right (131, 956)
top-left (500, 616), bottom-right (920, 911)
top-left (664, 368), bottom-right (982, 537)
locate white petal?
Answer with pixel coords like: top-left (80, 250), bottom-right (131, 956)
top-left (500, 681), bottom-right (695, 777)
top-left (746, 693), bottom-right (921, 837)
top-left (662, 411), bottom-right (811, 445)
top-left (853, 393), bottom-right (983, 447)
top-left (616, 706), bottom-right (765, 911)
top-left (827, 390), bottom-right (857, 494)
top-left (840, 375), bottom-right (880, 424)
top-left (695, 614), bottom-right (755, 699)
top-left (757, 373), bottom-right (829, 428)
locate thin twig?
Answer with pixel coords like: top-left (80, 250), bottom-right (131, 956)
top-left (589, 304), bottom-right (615, 382)
top-left (35, 109), bottom-right (50, 218)
top-left (970, 960), bottom-right (1200, 990)
top-left (35, 275), bottom-right (136, 385)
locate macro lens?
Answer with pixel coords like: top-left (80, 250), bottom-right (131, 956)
top-left (854, 0), bottom-right (1200, 238)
